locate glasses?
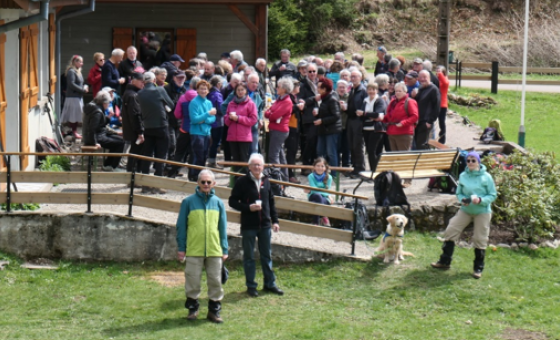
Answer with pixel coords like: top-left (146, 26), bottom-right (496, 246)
top-left (466, 159), bottom-right (478, 163)
top-left (200, 181), bottom-right (212, 185)
top-left (388, 82), bottom-right (396, 84)
top-left (250, 163), bottom-right (263, 167)
top-left (308, 70), bottom-right (317, 73)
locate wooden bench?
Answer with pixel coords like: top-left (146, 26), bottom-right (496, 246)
top-left (358, 148), bottom-right (460, 183)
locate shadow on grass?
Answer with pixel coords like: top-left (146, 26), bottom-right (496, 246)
top-left (102, 316), bottom-right (200, 336)
top-left (397, 267), bottom-right (473, 289)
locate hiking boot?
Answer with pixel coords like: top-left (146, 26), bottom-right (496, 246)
top-left (472, 248), bottom-right (485, 279)
top-left (431, 240), bottom-right (455, 270)
top-left (152, 187), bottom-right (167, 194)
top-left (141, 186), bottom-right (154, 194)
top-left (187, 309), bottom-right (199, 321)
top-left (207, 300), bottom-right (223, 323)
top-left (289, 177), bottom-right (301, 184)
top-left (247, 288), bottom-right (259, 297)
top-left (207, 162), bottom-right (223, 169)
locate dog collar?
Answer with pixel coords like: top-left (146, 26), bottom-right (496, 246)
top-left (383, 232), bottom-right (404, 241)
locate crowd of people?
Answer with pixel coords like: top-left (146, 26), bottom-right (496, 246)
top-left (59, 45), bottom-right (450, 193)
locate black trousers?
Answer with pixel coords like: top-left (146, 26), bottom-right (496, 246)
top-left (301, 123), bottom-right (317, 166)
top-left (414, 122), bottom-right (431, 150)
top-left (97, 133), bottom-right (124, 168)
top-left (363, 130), bottom-right (384, 171)
top-left (126, 140), bottom-right (143, 173)
top-left (285, 127), bottom-right (299, 178)
top-left (346, 118), bottom-right (365, 173)
top-left (168, 130), bottom-right (192, 177)
top-left (438, 107), bottom-right (448, 144)
top-left (229, 141), bottom-right (251, 173)
top-left (141, 127), bottom-right (169, 176)
top-left (221, 125), bottom-right (231, 162)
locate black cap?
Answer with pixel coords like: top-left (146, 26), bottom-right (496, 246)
top-left (169, 54), bottom-right (185, 62)
top-left (130, 72), bottom-right (144, 81)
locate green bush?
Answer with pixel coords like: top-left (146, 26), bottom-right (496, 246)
top-left (39, 155), bottom-right (71, 172)
top-left (1, 203), bottom-right (40, 211)
top-left (483, 150), bottom-right (560, 242)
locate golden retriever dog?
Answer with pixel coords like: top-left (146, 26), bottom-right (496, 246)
top-left (376, 214), bottom-right (415, 264)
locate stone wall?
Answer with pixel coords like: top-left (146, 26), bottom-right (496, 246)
top-left (0, 212), bottom-right (355, 263)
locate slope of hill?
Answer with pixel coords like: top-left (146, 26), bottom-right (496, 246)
top-left (269, 0), bottom-right (560, 67)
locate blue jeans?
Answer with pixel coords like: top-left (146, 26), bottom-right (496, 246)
top-left (317, 133), bottom-right (339, 176)
top-left (308, 193), bottom-right (330, 224)
top-left (190, 134), bottom-right (210, 179)
top-left (241, 228), bottom-right (276, 289)
top-left (208, 126), bottom-right (223, 161)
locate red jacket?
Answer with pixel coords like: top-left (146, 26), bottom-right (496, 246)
top-left (383, 94), bottom-right (419, 136)
top-left (265, 94), bottom-right (292, 133)
top-left (225, 97), bottom-right (258, 142)
top-left (88, 66), bottom-right (102, 97)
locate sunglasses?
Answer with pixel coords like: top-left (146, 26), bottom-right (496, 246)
top-left (466, 159), bottom-right (478, 163)
top-left (308, 70), bottom-right (317, 73)
top-left (200, 181), bottom-right (213, 185)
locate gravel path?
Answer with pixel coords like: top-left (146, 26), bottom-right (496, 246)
top-left (37, 111), bottom-right (486, 258)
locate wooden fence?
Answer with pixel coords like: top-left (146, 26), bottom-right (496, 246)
top-left (0, 152), bottom-right (370, 255)
top-left (449, 61), bottom-right (560, 93)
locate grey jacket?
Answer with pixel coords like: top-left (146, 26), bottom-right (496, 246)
top-left (137, 82), bottom-right (174, 130)
top-left (65, 69), bottom-right (87, 98)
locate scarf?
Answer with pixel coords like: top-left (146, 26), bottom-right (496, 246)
top-left (313, 171), bottom-right (326, 184)
top-left (234, 95), bottom-right (247, 104)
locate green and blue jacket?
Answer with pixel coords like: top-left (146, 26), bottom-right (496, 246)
top-left (176, 187), bottom-right (228, 256)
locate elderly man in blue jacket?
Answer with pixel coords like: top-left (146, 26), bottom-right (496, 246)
top-left (176, 169), bottom-right (228, 323)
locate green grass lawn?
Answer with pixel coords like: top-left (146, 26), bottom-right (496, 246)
top-left (448, 88), bottom-right (560, 154)
top-left (2, 233), bottom-right (560, 340)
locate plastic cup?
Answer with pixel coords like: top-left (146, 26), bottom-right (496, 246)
top-left (230, 111), bottom-right (237, 116)
top-left (255, 200), bottom-right (262, 206)
top-left (471, 195), bottom-right (477, 203)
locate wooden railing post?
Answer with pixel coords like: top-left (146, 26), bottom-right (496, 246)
top-left (86, 155), bottom-right (93, 214)
top-left (6, 155), bottom-right (11, 213)
top-left (127, 170), bottom-right (136, 217)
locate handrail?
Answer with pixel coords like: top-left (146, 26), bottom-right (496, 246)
top-left (0, 152), bottom-right (367, 200)
top-left (217, 161), bottom-right (354, 172)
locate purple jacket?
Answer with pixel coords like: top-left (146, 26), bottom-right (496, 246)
top-left (207, 88), bottom-right (224, 128)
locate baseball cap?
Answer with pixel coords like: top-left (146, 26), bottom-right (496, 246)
top-left (143, 71), bottom-right (156, 82)
top-left (413, 57), bottom-right (423, 64)
top-left (169, 54), bottom-right (185, 62)
top-left (130, 72), bottom-right (143, 81)
top-left (405, 71), bottom-right (419, 78)
top-left (173, 70), bottom-right (186, 78)
top-left (377, 46), bottom-right (387, 54)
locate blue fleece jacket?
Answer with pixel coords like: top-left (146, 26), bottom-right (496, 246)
top-left (307, 172), bottom-right (333, 199)
top-left (189, 95), bottom-right (216, 136)
top-left (456, 164), bottom-right (497, 215)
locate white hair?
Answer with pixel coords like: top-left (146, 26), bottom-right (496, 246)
top-left (394, 82), bottom-right (407, 93)
top-left (255, 58), bottom-right (267, 66)
top-left (248, 73), bottom-right (260, 82)
top-left (334, 52), bottom-right (345, 60)
top-left (423, 60), bottom-right (433, 71)
top-left (111, 48), bottom-right (125, 57)
top-left (230, 50), bottom-right (244, 62)
top-left (374, 73), bottom-right (390, 86)
top-left (248, 153), bottom-right (264, 165)
top-left (277, 77), bottom-right (294, 93)
top-left (198, 169), bottom-right (215, 181)
top-left (230, 73), bottom-right (243, 82)
top-left (337, 79), bottom-right (348, 88)
top-left (340, 69), bottom-right (350, 77)
top-left (190, 77), bottom-right (201, 89)
top-left (94, 90), bottom-right (112, 104)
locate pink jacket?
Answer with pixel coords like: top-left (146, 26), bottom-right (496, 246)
top-left (225, 97), bottom-right (258, 142)
top-left (264, 94), bottom-right (292, 133)
top-left (174, 89), bottom-right (197, 120)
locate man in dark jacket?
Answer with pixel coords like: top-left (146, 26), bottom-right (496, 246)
top-left (121, 72), bottom-right (145, 173)
top-left (297, 63), bottom-right (319, 173)
top-left (374, 46), bottom-right (388, 76)
top-left (137, 71), bottom-right (175, 193)
top-left (229, 153), bottom-right (284, 298)
top-left (82, 91), bottom-right (124, 171)
top-left (163, 70), bottom-right (188, 174)
top-left (415, 70), bottom-right (441, 150)
top-left (268, 49), bottom-right (297, 79)
top-left (118, 46), bottom-right (144, 95)
top-left (161, 54), bottom-right (184, 83)
top-left (102, 48), bottom-right (125, 92)
top-left (346, 70), bottom-right (368, 177)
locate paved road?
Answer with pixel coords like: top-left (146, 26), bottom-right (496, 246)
top-left (456, 80), bottom-right (560, 93)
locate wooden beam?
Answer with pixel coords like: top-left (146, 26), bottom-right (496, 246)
top-left (228, 4), bottom-right (258, 36)
top-left (96, 0), bottom-right (274, 3)
top-left (255, 4), bottom-right (267, 59)
top-left (0, 192), bottom-right (129, 205)
top-left (2, 171), bottom-right (130, 184)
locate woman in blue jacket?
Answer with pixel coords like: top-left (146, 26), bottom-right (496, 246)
top-left (189, 80), bottom-right (216, 180)
top-left (304, 157), bottom-right (334, 227)
top-left (431, 152), bottom-right (497, 279)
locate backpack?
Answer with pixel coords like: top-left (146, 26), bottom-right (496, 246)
top-left (428, 176), bottom-right (457, 194)
top-left (480, 127), bottom-right (500, 144)
top-left (35, 136), bottom-right (62, 162)
top-left (341, 201), bottom-right (381, 241)
top-left (373, 171), bottom-right (410, 207)
top-left (263, 167), bottom-right (288, 197)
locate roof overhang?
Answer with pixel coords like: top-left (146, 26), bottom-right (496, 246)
top-left (1, 0), bottom-right (90, 11)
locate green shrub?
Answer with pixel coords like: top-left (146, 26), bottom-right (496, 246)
top-left (39, 155), bottom-right (71, 172)
top-left (1, 203), bottom-right (40, 211)
top-left (483, 150), bottom-right (560, 242)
